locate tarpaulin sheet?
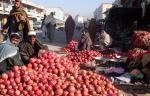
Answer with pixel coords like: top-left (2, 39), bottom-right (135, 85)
top-left (0, 40), bottom-right (18, 63)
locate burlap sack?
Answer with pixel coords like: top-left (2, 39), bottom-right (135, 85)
top-left (141, 53), bottom-right (150, 67)
top-left (0, 32), bottom-right (4, 43)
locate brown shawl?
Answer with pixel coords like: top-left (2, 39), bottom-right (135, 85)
top-left (10, 7), bottom-right (28, 23)
top-left (78, 32), bottom-right (92, 51)
top-left (10, 7), bottom-right (30, 31)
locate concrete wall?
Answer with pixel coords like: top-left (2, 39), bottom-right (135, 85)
top-left (46, 8), bottom-right (65, 21)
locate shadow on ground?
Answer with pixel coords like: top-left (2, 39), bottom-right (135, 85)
top-left (115, 83), bottom-right (150, 96)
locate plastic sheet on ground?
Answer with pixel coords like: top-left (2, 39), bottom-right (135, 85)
top-left (0, 40), bottom-right (18, 62)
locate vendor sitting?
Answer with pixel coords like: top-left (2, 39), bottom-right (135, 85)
top-left (94, 26), bottom-right (112, 51)
top-left (19, 31), bottom-right (48, 64)
top-left (112, 53), bottom-right (150, 84)
top-left (78, 29), bottom-right (92, 51)
top-left (0, 32), bottom-right (24, 74)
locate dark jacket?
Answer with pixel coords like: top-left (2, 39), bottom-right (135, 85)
top-left (19, 40), bottom-right (48, 64)
top-left (78, 32), bottom-right (92, 51)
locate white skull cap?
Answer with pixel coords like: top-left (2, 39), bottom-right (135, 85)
top-left (28, 31), bottom-right (36, 36)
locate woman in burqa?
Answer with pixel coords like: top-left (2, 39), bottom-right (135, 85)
top-left (65, 15), bottom-right (75, 44)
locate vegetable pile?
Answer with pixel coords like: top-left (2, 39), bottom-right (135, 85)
top-left (132, 31), bottom-right (150, 49)
top-left (0, 52), bottom-right (119, 96)
top-left (101, 49), bottom-right (126, 59)
top-left (128, 48), bottom-right (145, 62)
top-left (61, 40), bottom-right (78, 52)
top-left (67, 50), bottom-right (101, 64)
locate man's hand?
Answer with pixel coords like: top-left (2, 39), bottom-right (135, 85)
top-left (38, 49), bottom-right (48, 57)
top-left (19, 15), bottom-right (26, 22)
top-left (1, 29), bottom-right (7, 34)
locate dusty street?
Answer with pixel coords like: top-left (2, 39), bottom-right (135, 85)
top-left (36, 30), bottom-right (66, 50)
top-left (36, 29), bottom-right (81, 51)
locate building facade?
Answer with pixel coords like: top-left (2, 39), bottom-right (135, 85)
top-left (113, 0), bottom-right (122, 7)
top-left (45, 7), bottom-right (66, 28)
top-left (75, 15), bottom-right (84, 24)
top-left (94, 3), bottom-right (113, 21)
top-left (0, 0), bottom-right (12, 29)
top-left (75, 15), bottom-right (84, 28)
top-left (22, 0), bottom-right (45, 21)
top-left (45, 7), bottom-right (65, 22)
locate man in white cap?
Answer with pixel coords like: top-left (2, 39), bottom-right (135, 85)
top-left (19, 31), bottom-right (48, 64)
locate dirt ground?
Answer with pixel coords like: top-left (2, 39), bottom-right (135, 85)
top-left (117, 84), bottom-right (150, 96)
top-left (37, 31), bottom-right (150, 96)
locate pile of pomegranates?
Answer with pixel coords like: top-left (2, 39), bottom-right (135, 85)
top-left (128, 48), bottom-right (145, 62)
top-left (67, 50), bottom-right (101, 64)
top-left (132, 31), bottom-right (150, 49)
top-left (61, 40), bottom-right (78, 52)
top-left (0, 51), bottom-right (120, 96)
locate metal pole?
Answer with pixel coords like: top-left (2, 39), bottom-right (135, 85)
top-left (2, 0), bottom-right (4, 14)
